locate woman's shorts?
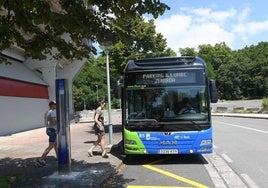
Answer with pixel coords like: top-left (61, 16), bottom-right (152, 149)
top-left (46, 128), bottom-right (57, 143)
top-left (94, 124), bottom-right (105, 136)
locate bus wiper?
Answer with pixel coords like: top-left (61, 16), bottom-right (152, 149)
top-left (189, 120), bottom-right (202, 131)
top-left (175, 118), bottom-right (202, 131)
top-left (128, 119), bottom-right (158, 126)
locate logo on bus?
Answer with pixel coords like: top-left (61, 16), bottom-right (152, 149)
top-left (174, 135), bottom-right (190, 140)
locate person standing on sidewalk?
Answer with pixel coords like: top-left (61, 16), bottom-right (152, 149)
top-left (36, 101), bottom-right (58, 166)
top-left (88, 101), bottom-right (109, 158)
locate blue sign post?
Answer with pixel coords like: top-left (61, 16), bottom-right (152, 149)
top-left (56, 79), bottom-right (71, 174)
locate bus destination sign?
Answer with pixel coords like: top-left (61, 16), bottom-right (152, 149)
top-left (135, 71), bottom-right (196, 85)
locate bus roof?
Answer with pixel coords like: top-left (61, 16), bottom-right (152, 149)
top-left (125, 56), bottom-right (206, 72)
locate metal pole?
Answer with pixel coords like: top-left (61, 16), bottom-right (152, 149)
top-left (83, 99), bottom-right (86, 110)
top-left (105, 51), bottom-right (113, 144)
top-left (96, 85), bottom-right (99, 102)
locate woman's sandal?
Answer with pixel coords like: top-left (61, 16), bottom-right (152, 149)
top-left (102, 151), bottom-right (110, 158)
top-left (88, 150), bottom-right (93, 157)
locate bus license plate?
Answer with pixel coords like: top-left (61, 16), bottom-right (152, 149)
top-left (159, 149), bottom-right (178, 154)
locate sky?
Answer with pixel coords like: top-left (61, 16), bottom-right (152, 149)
top-left (151, 0), bottom-right (268, 53)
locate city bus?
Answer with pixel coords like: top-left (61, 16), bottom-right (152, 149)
top-left (116, 56), bottom-right (218, 155)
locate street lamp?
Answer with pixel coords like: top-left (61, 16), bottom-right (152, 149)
top-left (100, 41), bottom-right (113, 144)
top-left (95, 85), bottom-right (99, 102)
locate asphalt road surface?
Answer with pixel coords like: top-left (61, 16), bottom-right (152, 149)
top-left (105, 116), bottom-right (267, 188)
top-left (213, 116), bottom-right (268, 188)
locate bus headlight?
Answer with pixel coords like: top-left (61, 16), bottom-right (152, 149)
top-left (125, 139), bottom-right (137, 145)
top-left (201, 139), bottom-right (212, 145)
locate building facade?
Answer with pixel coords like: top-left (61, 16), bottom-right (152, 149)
top-left (0, 46), bottom-right (86, 136)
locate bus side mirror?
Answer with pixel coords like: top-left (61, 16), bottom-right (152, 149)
top-left (210, 79), bottom-right (218, 103)
top-left (114, 77), bottom-right (123, 99)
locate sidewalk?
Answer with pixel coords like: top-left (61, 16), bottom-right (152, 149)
top-left (0, 121), bottom-right (124, 187)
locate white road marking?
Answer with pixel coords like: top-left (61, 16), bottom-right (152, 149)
top-left (241, 173), bottom-right (259, 188)
top-left (204, 153), bottom-right (248, 187)
top-left (215, 121), bottom-right (268, 134)
top-left (221, 153), bottom-right (233, 163)
top-left (213, 120), bottom-right (261, 188)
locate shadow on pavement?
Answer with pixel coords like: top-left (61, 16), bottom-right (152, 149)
top-left (0, 156), bottom-right (116, 188)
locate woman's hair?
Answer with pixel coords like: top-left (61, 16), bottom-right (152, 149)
top-left (98, 101), bottom-right (105, 106)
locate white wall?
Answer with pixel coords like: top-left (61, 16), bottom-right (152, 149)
top-left (0, 96), bottom-right (49, 136)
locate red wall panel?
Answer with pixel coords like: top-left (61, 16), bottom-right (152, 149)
top-left (0, 77), bottom-right (49, 99)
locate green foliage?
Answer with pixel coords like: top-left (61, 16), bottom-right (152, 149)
top-left (216, 62), bottom-right (243, 100)
top-left (110, 17), bottom-right (176, 76)
top-left (0, 174), bottom-right (25, 187)
top-left (263, 98), bottom-right (268, 110)
top-left (112, 98), bottom-right (121, 109)
top-left (180, 41), bottom-right (268, 100)
top-left (73, 57), bottom-right (106, 110)
top-left (229, 42), bottom-right (268, 100)
top-left (0, 0), bottom-right (169, 61)
top-left (179, 47), bottom-right (196, 56)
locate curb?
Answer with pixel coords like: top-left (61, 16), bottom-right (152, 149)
top-left (100, 143), bottom-right (125, 188)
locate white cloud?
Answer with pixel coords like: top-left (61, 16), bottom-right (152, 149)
top-left (232, 6), bottom-right (268, 44)
top-left (247, 21), bottom-right (268, 34)
top-left (237, 7), bottom-right (250, 23)
top-left (154, 5), bottom-right (268, 52)
top-left (154, 7), bottom-right (236, 53)
top-left (154, 14), bottom-right (192, 50)
top-left (190, 8), bottom-right (236, 24)
top-left (233, 20), bottom-right (268, 43)
top-left (181, 23), bottom-right (234, 48)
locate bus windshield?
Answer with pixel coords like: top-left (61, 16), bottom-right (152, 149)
top-left (126, 86), bottom-right (210, 132)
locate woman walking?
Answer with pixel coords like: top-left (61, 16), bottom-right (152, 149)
top-left (88, 101), bottom-right (109, 158)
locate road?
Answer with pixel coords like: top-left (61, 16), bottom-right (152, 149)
top-left (213, 116), bottom-right (268, 188)
top-left (105, 115), bottom-right (268, 188)
top-left (108, 154), bottom-right (214, 187)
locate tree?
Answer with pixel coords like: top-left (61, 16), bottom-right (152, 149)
top-left (179, 47), bottom-right (196, 56)
top-left (196, 43), bottom-right (232, 79)
top-left (216, 61), bottom-right (243, 100)
top-left (73, 17), bottom-right (176, 110)
top-left (233, 42), bottom-right (268, 99)
top-left (215, 42), bottom-right (268, 100)
top-left (73, 56), bottom-right (106, 110)
top-left (109, 17), bottom-right (176, 76)
top-left (212, 42), bottom-right (232, 70)
top-left (0, 0), bottom-right (169, 61)
top-left (179, 44), bottom-right (217, 79)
